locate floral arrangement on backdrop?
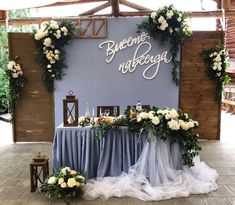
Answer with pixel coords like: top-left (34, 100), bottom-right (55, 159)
top-left (33, 20), bottom-right (75, 92)
top-left (38, 167), bottom-right (85, 204)
top-left (201, 44), bottom-right (231, 103)
top-left (6, 60), bottom-right (27, 115)
top-left (93, 107), bottom-right (201, 167)
top-left (137, 5), bottom-right (192, 85)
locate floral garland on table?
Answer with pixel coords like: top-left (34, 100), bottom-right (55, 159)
top-left (38, 167), bottom-right (85, 204)
top-left (201, 44), bottom-right (231, 103)
top-left (137, 5), bottom-right (192, 85)
top-left (33, 20), bottom-right (75, 92)
top-left (93, 107), bottom-right (201, 167)
top-left (6, 60), bottom-right (27, 115)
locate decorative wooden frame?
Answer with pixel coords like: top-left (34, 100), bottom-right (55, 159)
top-left (77, 18), bottom-right (107, 38)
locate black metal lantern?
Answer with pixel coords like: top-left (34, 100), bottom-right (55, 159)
top-left (63, 91), bottom-right (78, 127)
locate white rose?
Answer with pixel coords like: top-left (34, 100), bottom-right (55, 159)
top-left (210, 54), bottom-right (213, 58)
top-left (158, 16), bottom-right (165, 23)
top-left (217, 65), bottom-right (222, 71)
top-left (60, 167), bottom-right (71, 175)
top-left (51, 74), bottom-right (55, 77)
top-left (148, 111), bottom-right (155, 119)
top-left (67, 178), bottom-right (77, 188)
top-left (150, 11), bottom-right (157, 19)
top-left (179, 120), bottom-right (189, 130)
top-left (166, 11), bottom-right (174, 19)
top-left (56, 29), bottom-right (61, 34)
top-left (58, 178), bottom-right (64, 185)
top-left (194, 121), bottom-right (199, 126)
top-left (43, 37), bottom-right (52, 47)
top-left (160, 21), bottom-right (168, 31)
top-left (55, 34), bottom-right (61, 39)
top-left (152, 116), bottom-right (160, 125)
top-left (12, 73), bottom-right (19, 78)
top-left (216, 72), bottom-right (221, 77)
top-left (137, 117), bottom-right (142, 122)
top-left (165, 109), bottom-right (178, 120)
top-left (48, 176), bottom-right (57, 184)
top-left (70, 170), bottom-right (77, 175)
top-left (212, 66), bottom-right (217, 70)
top-left (187, 121), bottom-right (195, 128)
top-left (76, 182), bottom-right (80, 187)
top-left (61, 182), bottom-right (67, 188)
top-left (215, 55), bottom-right (221, 62)
top-left (55, 54), bottom-right (60, 60)
top-left (167, 119), bottom-right (180, 130)
top-left (50, 60), bottom-right (56, 64)
top-left (55, 49), bottom-right (60, 54)
top-left (213, 52), bottom-right (217, 56)
top-left (47, 64), bottom-right (51, 68)
top-left (18, 70), bottom-right (23, 75)
top-left (139, 112), bottom-right (149, 119)
top-left (79, 116), bottom-right (85, 122)
top-left (184, 113), bottom-right (188, 119)
top-left (61, 26), bottom-right (68, 33)
top-left (177, 17), bottom-right (182, 22)
top-left (64, 31), bottom-right (68, 36)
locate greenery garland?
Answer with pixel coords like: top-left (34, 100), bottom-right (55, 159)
top-left (6, 60), bottom-right (27, 116)
top-left (137, 5), bottom-right (192, 85)
top-left (201, 44), bottom-right (231, 103)
top-left (33, 20), bottom-right (75, 92)
top-left (92, 107), bottom-right (201, 167)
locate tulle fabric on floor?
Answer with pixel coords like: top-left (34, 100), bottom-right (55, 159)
top-left (82, 132), bottom-right (218, 201)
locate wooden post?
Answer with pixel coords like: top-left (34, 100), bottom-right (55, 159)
top-left (111, 0), bottom-right (120, 17)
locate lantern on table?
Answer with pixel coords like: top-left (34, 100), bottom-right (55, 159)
top-left (63, 90), bottom-right (78, 126)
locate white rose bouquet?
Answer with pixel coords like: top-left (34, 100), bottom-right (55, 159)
top-left (38, 167), bottom-right (85, 204)
top-left (201, 44), bottom-right (231, 102)
top-left (137, 5), bottom-right (192, 85)
top-left (33, 20), bottom-right (75, 92)
top-left (6, 60), bottom-right (27, 107)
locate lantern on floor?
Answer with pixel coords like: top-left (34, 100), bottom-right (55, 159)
top-left (63, 90), bottom-right (78, 126)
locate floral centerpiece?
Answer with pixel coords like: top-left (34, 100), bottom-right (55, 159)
top-left (6, 60), bottom-right (27, 116)
top-left (201, 44), bottom-right (231, 103)
top-left (38, 167), bottom-right (85, 204)
top-left (137, 5), bottom-right (192, 85)
top-left (91, 107), bottom-right (201, 167)
top-left (33, 20), bottom-right (75, 92)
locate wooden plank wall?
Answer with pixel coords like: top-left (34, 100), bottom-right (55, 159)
top-left (9, 33), bottom-right (54, 142)
top-left (180, 31), bottom-right (223, 140)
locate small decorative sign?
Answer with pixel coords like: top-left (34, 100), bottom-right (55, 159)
top-left (98, 32), bottom-right (172, 80)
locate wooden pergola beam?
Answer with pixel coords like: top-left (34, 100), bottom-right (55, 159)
top-left (79, 1), bottom-right (111, 16)
top-left (111, 0), bottom-right (120, 17)
top-left (36, 0), bottom-right (108, 8)
top-left (3, 9), bottom-right (235, 26)
top-left (120, 0), bottom-right (150, 11)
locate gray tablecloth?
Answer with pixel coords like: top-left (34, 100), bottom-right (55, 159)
top-left (52, 126), bottom-right (146, 179)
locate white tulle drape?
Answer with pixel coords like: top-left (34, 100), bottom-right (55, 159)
top-left (83, 130), bottom-right (218, 201)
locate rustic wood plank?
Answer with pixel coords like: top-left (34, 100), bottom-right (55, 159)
top-left (111, 0), bottom-right (120, 17)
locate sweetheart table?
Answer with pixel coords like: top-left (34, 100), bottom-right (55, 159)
top-left (52, 125), bottom-right (219, 201)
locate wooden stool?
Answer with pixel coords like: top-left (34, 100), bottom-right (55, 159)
top-left (30, 159), bottom-right (49, 192)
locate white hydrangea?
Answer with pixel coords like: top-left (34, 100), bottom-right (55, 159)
top-left (166, 10), bottom-right (174, 19)
top-left (167, 119), bottom-right (180, 130)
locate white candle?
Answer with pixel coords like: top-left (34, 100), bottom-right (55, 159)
top-left (92, 107), bottom-right (95, 117)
